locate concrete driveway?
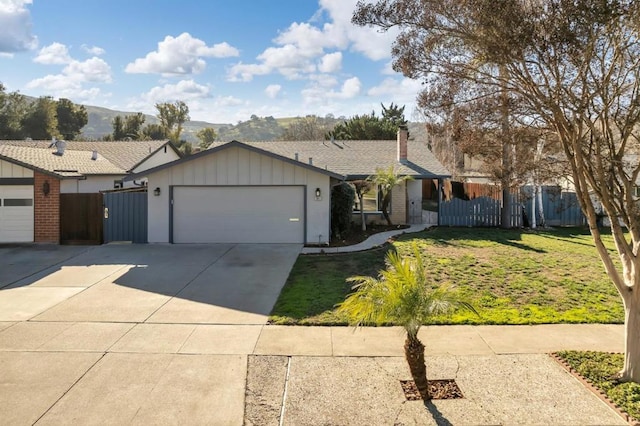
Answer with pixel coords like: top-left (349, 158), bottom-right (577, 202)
top-left (0, 243), bottom-right (301, 425)
top-left (0, 243), bottom-right (300, 324)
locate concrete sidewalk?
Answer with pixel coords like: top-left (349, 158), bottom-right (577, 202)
top-left (0, 322), bottom-right (629, 425)
top-left (301, 223), bottom-right (432, 254)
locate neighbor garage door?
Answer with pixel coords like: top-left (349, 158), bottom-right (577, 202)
top-left (172, 186), bottom-right (305, 243)
top-left (0, 185), bottom-right (34, 243)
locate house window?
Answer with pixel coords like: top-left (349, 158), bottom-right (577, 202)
top-left (354, 186), bottom-right (384, 213)
top-left (3, 198), bottom-right (33, 207)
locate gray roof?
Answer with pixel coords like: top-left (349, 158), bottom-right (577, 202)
top-left (125, 140), bottom-right (345, 181)
top-left (209, 139), bottom-right (451, 179)
top-left (0, 145), bottom-right (126, 177)
top-left (0, 140), bottom-right (177, 173)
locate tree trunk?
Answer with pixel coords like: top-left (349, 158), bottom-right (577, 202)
top-left (358, 193), bottom-right (366, 231)
top-left (404, 336), bottom-right (429, 399)
top-left (499, 64), bottom-right (512, 229)
top-left (382, 194), bottom-right (392, 226)
top-left (536, 186), bottom-right (545, 227)
top-left (530, 188), bottom-right (536, 229)
top-left (621, 291), bottom-right (640, 382)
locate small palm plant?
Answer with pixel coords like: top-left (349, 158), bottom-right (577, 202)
top-left (337, 244), bottom-right (477, 400)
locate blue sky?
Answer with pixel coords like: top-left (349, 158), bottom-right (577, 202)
top-left (0, 0), bottom-right (424, 124)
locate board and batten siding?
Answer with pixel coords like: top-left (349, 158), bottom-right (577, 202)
top-left (147, 145), bottom-right (332, 244)
top-left (132, 145), bottom-right (181, 173)
top-left (60, 175), bottom-right (124, 193)
top-left (0, 159), bottom-right (34, 178)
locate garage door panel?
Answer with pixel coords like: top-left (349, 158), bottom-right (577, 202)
top-left (173, 186), bottom-right (304, 244)
top-left (0, 185), bottom-right (34, 243)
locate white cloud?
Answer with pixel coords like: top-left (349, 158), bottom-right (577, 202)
top-left (302, 76), bottom-right (361, 105)
top-left (63, 57), bottom-right (112, 82)
top-left (125, 32), bottom-right (239, 76)
top-left (0, 0), bottom-right (37, 53)
top-left (25, 72), bottom-right (108, 103)
top-left (81, 44), bottom-right (105, 56)
top-left (133, 79), bottom-right (212, 106)
top-left (26, 56), bottom-right (113, 102)
top-left (381, 61), bottom-right (396, 75)
top-left (309, 73), bottom-right (339, 88)
top-left (341, 77), bottom-right (362, 98)
top-left (265, 84), bottom-right (282, 99)
top-left (33, 42), bottom-right (72, 64)
top-left (227, 62), bottom-right (271, 82)
top-left (367, 77), bottom-right (423, 103)
top-left (319, 0), bottom-right (396, 61)
top-left (227, 0), bottom-right (395, 82)
top-left (128, 92), bottom-right (245, 123)
top-left (318, 52), bottom-right (342, 73)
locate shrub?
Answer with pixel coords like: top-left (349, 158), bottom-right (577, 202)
top-left (331, 182), bottom-right (355, 239)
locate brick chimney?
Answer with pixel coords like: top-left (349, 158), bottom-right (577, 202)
top-left (397, 125), bottom-right (409, 163)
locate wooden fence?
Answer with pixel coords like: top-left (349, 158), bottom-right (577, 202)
top-left (439, 194), bottom-right (522, 227)
top-left (60, 193), bottom-right (103, 244)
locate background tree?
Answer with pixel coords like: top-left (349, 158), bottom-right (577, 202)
top-left (338, 244), bottom-right (476, 399)
top-left (217, 114), bottom-right (285, 141)
top-left (21, 96), bottom-right (59, 140)
top-left (0, 84), bottom-right (29, 139)
top-left (156, 101), bottom-right (190, 154)
top-left (369, 165), bottom-right (412, 226)
top-left (123, 113), bottom-right (145, 140)
top-left (196, 127), bottom-right (217, 150)
top-left (282, 115), bottom-right (331, 140)
top-left (141, 123), bottom-right (167, 140)
top-left (156, 101), bottom-right (189, 142)
top-left (353, 0), bottom-right (640, 382)
top-left (381, 102), bottom-right (407, 127)
top-left (110, 115), bottom-right (125, 140)
top-left (329, 104), bottom-right (405, 140)
top-left (55, 98), bottom-right (87, 140)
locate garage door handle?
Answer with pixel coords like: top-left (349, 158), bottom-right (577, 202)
top-left (289, 218), bottom-right (299, 222)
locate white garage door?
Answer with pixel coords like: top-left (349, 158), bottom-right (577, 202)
top-left (0, 185), bottom-right (34, 243)
top-left (173, 186), bottom-right (305, 243)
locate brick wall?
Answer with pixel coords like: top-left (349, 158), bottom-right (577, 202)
top-left (389, 183), bottom-right (407, 224)
top-left (358, 182), bottom-right (408, 226)
top-left (34, 172), bottom-right (60, 243)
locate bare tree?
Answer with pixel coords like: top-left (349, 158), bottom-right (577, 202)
top-left (281, 115), bottom-right (330, 140)
top-left (354, 0), bottom-right (640, 382)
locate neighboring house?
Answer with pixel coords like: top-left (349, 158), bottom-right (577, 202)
top-left (0, 139), bottom-right (180, 243)
top-left (128, 128), bottom-right (450, 245)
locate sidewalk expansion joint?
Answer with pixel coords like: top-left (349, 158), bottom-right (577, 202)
top-left (278, 356), bottom-right (292, 426)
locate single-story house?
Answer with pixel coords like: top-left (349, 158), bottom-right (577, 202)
top-left (0, 139), bottom-right (180, 243)
top-left (128, 128), bottom-right (450, 245)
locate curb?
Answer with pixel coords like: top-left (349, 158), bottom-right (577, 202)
top-left (550, 352), bottom-right (640, 426)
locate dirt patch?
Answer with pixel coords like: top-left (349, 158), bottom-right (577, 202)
top-left (400, 379), bottom-right (464, 401)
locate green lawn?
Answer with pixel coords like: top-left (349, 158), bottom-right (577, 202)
top-left (556, 351), bottom-right (640, 420)
top-left (269, 227), bottom-right (624, 325)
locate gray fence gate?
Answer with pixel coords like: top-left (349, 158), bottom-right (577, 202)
top-left (103, 191), bottom-right (148, 243)
top-left (439, 194), bottom-right (522, 227)
top-left (522, 186), bottom-right (586, 226)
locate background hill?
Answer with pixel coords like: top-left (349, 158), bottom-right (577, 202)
top-left (80, 104), bottom-right (427, 144)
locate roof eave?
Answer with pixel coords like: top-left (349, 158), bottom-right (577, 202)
top-left (0, 153), bottom-right (66, 179)
top-left (345, 173), bottom-right (451, 180)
